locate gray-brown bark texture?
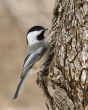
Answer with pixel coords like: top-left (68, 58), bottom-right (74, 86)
top-left (38, 0), bottom-right (88, 110)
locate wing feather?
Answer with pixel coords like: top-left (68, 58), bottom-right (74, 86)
top-left (21, 47), bottom-right (46, 78)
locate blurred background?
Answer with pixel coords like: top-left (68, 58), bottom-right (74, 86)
top-left (0, 0), bottom-right (54, 110)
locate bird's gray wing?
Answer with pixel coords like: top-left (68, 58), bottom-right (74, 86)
top-left (21, 47), bottom-right (47, 78)
top-left (13, 47), bottom-right (46, 99)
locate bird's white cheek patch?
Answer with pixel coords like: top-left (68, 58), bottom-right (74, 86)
top-left (27, 30), bottom-right (43, 45)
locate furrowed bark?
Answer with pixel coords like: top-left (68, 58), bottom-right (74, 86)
top-left (37, 0), bottom-right (88, 110)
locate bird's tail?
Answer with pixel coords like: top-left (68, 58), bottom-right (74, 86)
top-left (13, 76), bottom-right (25, 100)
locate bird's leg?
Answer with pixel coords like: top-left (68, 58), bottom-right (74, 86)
top-left (36, 65), bottom-right (48, 86)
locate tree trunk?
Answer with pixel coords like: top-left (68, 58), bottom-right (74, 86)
top-left (37, 0), bottom-right (88, 110)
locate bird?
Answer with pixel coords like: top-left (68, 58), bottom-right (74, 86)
top-left (13, 26), bottom-right (49, 99)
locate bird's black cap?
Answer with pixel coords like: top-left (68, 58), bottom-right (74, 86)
top-left (27, 26), bottom-right (47, 35)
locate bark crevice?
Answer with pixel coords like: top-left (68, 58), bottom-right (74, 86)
top-left (37, 0), bottom-right (88, 110)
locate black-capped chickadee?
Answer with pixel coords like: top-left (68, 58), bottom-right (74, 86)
top-left (13, 26), bottom-right (49, 99)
